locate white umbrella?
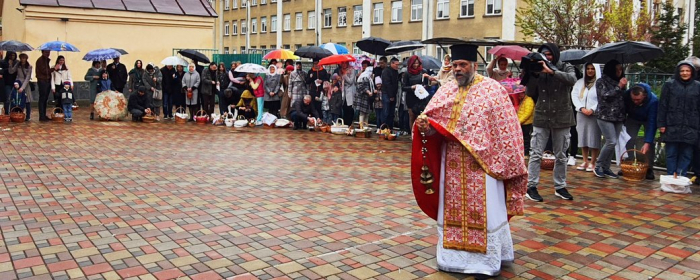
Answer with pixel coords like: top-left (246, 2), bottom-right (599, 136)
top-left (235, 63), bottom-right (267, 74)
top-left (161, 56), bottom-right (189, 66)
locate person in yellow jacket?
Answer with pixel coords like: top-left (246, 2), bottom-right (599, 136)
top-left (517, 89), bottom-right (534, 155)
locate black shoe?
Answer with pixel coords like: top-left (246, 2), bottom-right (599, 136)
top-left (90, 112), bottom-right (94, 120)
top-left (604, 169), bottom-right (619, 179)
top-left (39, 117), bottom-right (49, 122)
top-left (646, 172), bottom-right (655, 180)
top-left (618, 170), bottom-right (623, 176)
top-left (593, 167), bottom-right (606, 178)
top-left (132, 116), bottom-right (139, 122)
top-left (555, 188), bottom-right (574, 200)
top-left (525, 188), bottom-right (543, 202)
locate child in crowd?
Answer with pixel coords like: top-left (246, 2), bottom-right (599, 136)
top-left (329, 73), bottom-right (343, 123)
top-left (60, 81), bottom-right (74, 122)
top-left (320, 83), bottom-right (331, 124)
top-left (373, 77), bottom-right (383, 129)
top-left (9, 80), bottom-right (27, 110)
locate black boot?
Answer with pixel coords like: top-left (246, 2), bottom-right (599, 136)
top-left (90, 112), bottom-right (94, 120)
top-left (132, 115), bottom-right (139, 122)
top-left (293, 122), bottom-right (300, 130)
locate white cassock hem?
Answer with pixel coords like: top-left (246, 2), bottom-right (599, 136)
top-left (436, 143), bottom-right (515, 276)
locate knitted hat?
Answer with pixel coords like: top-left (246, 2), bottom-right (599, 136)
top-left (63, 81), bottom-right (71, 86)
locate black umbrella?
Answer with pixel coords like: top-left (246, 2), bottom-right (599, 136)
top-left (560, 49), bottom-right (589, 65)
top-left (178, 49), bottom-right (211, 64)
top-left (294, 46), bottom-right (333, 60)
top-left (0, 40), bottom-right (34, 52)
top-left (402, 55), bottom-right (442, 70)
top-left (356, 37), bottom-right (391, 55)
top-left (111, 48), bottom-right (129, 55)
top-left (582, 41), bottom-right (663, 64)
top-left (385, 41), bottom-right (425, 54)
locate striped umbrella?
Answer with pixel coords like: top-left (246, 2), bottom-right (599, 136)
top-left (263, 49), bottom-right (299, 60)
top-left (320, 43), bottom-right (349, 55)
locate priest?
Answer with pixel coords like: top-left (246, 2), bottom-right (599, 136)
top-left (411, 44), bottom-right (528, 276)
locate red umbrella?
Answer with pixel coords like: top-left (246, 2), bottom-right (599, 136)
top-left (318, 54), bottom-right (356, 66)
top-left (487, 45), bottom-right (531, 61)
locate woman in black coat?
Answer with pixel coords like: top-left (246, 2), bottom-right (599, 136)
top-left (658, 61), bottom-right (700, 176)
top-left (593, 60), bottom-right (627, 178)
top-left (172, 65), bottom-right (187, 111)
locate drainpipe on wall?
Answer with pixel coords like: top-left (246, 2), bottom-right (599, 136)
top-left (277, 0), bottom-right (282, 49)
top-left (219, 0), bottom-right (224, 52)
top-left (316, 0), bottom-right (323, 45)
top-left (245, 0), bottom-right (250, 52)
top-left (362, 0), bottom-right (371, 39)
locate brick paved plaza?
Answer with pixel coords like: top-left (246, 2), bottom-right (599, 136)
top-left (0, 110), bottom-right (699, 280)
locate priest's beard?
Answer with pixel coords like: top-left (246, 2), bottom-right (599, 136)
top-left (454, 71), bottom-right (475, 87)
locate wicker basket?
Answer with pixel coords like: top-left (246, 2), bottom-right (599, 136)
top-left (0, 114), bottom-right (9, 123)
top-left (620, 149), bottom-right (649, 182)
top-left (142, 111), bottom-right (156, 123)
top-left (10, 107), bottom-right (26, 123)
top-left (194, 110), bottom-right (209, 124)
top-left (52, 108), bottom-right (65, 123)
top-left (541, 151), bottom-right (555, 170)
top-left (174, 107), bottom-right (188, 124)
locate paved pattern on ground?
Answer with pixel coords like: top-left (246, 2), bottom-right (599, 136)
top-left (0, 110), bottom-right (699, 280)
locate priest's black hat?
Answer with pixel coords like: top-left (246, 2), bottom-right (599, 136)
top-left (450, 44), bottom-right (479, 62)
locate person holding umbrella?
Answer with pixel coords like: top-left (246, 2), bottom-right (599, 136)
top-left (35, 50), bottom-right (54, 121)
top-left (85, 61), bottom-right (102, 120)
top-left (592, 60), bottom-right (627, 179)
top-left (107, 57), bottom-right (128, 93)
top-left (306, 59), bottom-right (330, 119)
top-left (182, 63), bottom-right (201, 121)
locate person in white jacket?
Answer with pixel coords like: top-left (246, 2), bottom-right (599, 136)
top-left (571, 62), bottom-right (601, 172)
top-left (50, 55), bottom-right (73, 108)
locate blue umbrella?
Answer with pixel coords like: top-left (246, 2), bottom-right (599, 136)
top-left (37, 41), bottom-right (80, 52)
top-left (320, 43), bottom-right (349, 55)
top-left (82, 48), bottom-right (121, 61)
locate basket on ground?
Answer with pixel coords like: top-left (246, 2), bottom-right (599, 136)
top-left (620, 149), bottom-right (649, 182)
top-left (194, 110), bottom-right (209, 124)
top-left (142, 111), bottom-right (156, 123)
top-left (52, 108), bottom-right (65, 123)
top-left (10, 107), bottom-right (25, 123)
top-left (174, 107), bottom-right (188, 123)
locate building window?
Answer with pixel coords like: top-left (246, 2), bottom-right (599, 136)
top-left (391, 1), bottom-right (402, 22)
top-left (283, 44), bottom-right (290, 49)
top-left (261, 0), bottom-right (266, 4)
top-left (232, 21), bottom-right (238, 34)
top-left (485, 46), bottom-right (494, 62)
top-left (436, 46), bottom-right (447, 62)
top-left (460, 0), bottom-right (474, 17)
top-left (241, 0), bottom-right (246, 7)
top-left (261, 45), bottom-right (266, 50)
top-left (324, 9), bottom-right (332, 27)
top-left (250, 0), bottom-right (256, 6)
top-left (272, 0), bottom-right (276, 2)
top-left (486, 0), bottom-right (502, 15)
top-left (284, 14), bottom-right (291, 31)
top-left (241, 20), bottom-right (247, 34)
top-left (261, 17), bottom-right (267, 33)
top-left (232, 0), bottom-right (237, 8)
top-left (224, 22), bottom-right (230, 35)
top-left (295, 44), bottom-right (302, 50)
top-left (225, 0), bottom-right (230, 10)
top-left (296, 12), bottom-right (303, 30)
top-left (353, 43), bottom-right (362, 55)
top-left (353, 5), bottom-right (363, 26)
top-left (224, 47), bottom-right (230, 54)
top-left (241, 46), bottom-right (246, 53)
top-left (271, 16), bottom-right (277, 32)
top-left (338, 7), bottom-right (347, 27)
top-left (411, 0), bottom-right (422, 21)
top-left (308, 11), bottom-right (316, 29)
top-left (373, 3), bottom-right (384, 24)
top-left (437, 0), bottom-right (449, 19)
top-left (252, 18), bottom-right (258, 33)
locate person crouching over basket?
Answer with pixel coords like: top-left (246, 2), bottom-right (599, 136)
top-left (290, 94), bottom-right (320, 130)
top-left (128, 86), bottom-right (153, 122)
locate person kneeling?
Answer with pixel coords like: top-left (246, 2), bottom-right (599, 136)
top-left (290, 95), bottom-right (320, 130)
top-left (128, 86), bottom-right (154, 121)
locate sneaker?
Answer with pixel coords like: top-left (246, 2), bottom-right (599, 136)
top-left (555, 188), bottom-right (574, 200)
top-left (567, 156), bottom-right (576, 166)
top-left (525, 188), bottom-right (543, 202)
top-left (593, 167), bottom-right (606, 178)
top-left (255, 120), bottom-right (263, 126)
top-left (603, 169), bottom-right (619, 179)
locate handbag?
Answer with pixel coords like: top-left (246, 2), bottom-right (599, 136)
top-left (186, 88), bottom-right (193, 99)
top-left (153, 89), bottom-right (163, 100)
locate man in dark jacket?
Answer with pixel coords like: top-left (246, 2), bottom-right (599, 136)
top-left (107, 57), bottom-right (128, 93)
top-left (290, 95), bottom-right (320, 130)
top-left (621, 83), bottom-right (658, 180)
top-left (35, 50), bottom-right (55, 121)
top-left (524, 43), bottom-right (578, 202)
top-left (373, 56), bottom-right (387, 78)
top-left (381, 58), bottom-right (400, 129)
top-left (128, 86), bottom-right (153, 121)
top-left (306, 60), bottom-right (329, 115)
top-left (161, 65), bottom-right (176, 119)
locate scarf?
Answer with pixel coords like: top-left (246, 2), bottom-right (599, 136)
top-left (268, 65), bottom-right (278, 76)
top-left (407, 56), bottom-right (423, 75)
